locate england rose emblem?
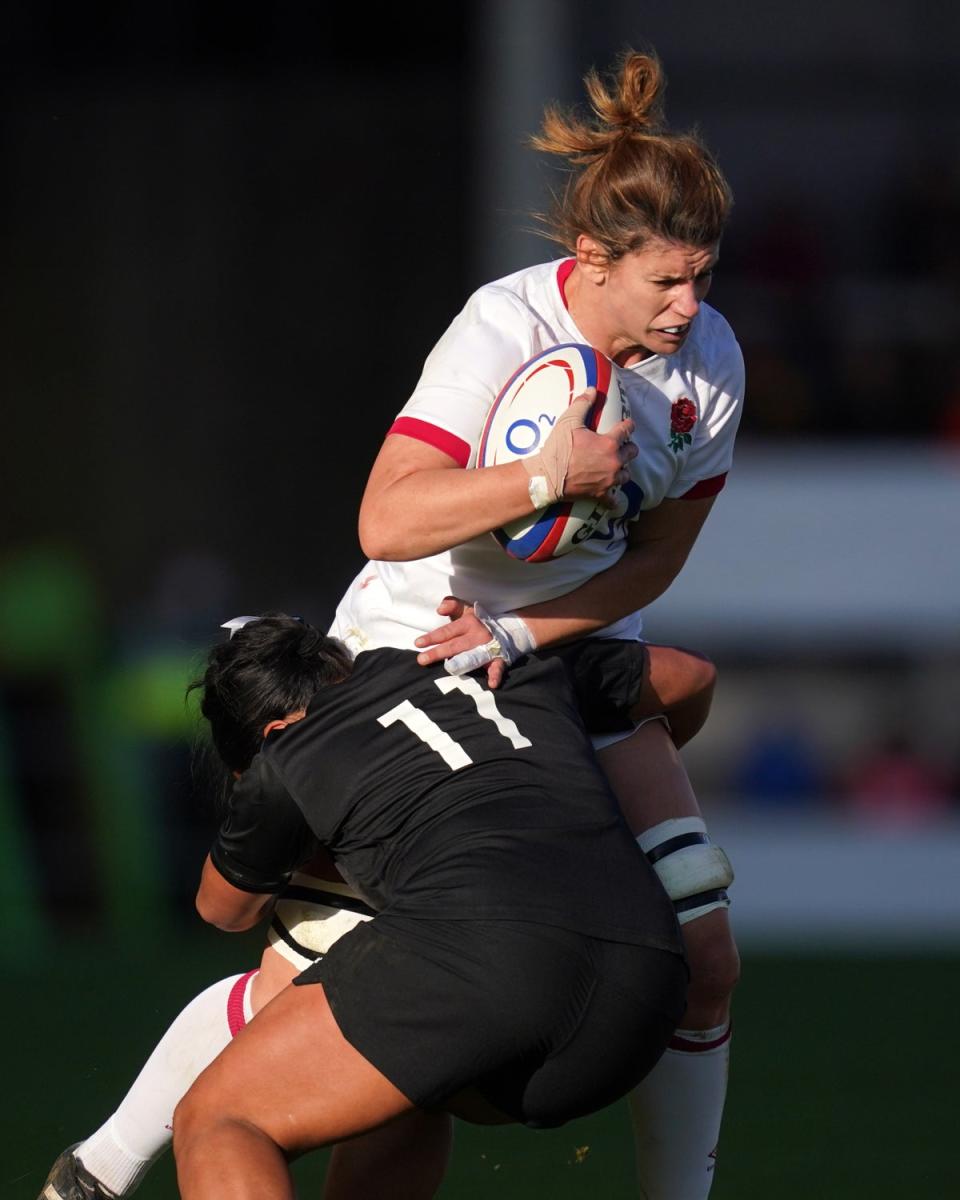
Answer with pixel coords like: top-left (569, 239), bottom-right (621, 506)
top-left (669, 397), bottom-right (697, 453)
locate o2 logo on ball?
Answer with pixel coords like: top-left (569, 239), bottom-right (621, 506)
top-left (504, 413), bottom-right (557, 456)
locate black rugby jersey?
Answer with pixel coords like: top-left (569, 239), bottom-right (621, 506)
top-left (211, 643), bottom-right (681, 954)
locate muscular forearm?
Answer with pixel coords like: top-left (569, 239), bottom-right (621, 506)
top-left (414, 496), bottom-right (715, 678)
top-left (359, 460), bottom-right (534, 560)
top-left (514, 496), bottom-right (714, 648)
top-left (359, 408), bottom-right (634, 562)
top-left (516, 542), bottom-right (685, 648)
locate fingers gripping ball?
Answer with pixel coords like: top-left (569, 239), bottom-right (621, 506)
top-left (477, 343), bottom-right (628, 562)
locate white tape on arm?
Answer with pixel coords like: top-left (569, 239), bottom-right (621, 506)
top-left (444, 605), bottom-right (537, 675)
top-left (638, 816), bottom-right (734, 925)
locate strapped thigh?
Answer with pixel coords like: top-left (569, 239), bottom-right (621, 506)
top-left (637, 817), bottom-right (733, 925)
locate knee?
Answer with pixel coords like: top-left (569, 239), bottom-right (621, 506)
top-left (683, 650), bottom-right (718, 699)
top-left (683, 921), bottom-right (740, 1008)
top-left (172, 1073), bottom-right (233, 1160)
top-left (172, 1088), bottom-right (205, 1157)
top-left (659, 650), bottom-right (717, 748)
top-left (646, 645), bottom-right (717, 707)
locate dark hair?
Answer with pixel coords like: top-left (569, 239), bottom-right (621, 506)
top-left (531, 49), bottom-right (732, 259)
top-left (190, 613), bottom-right (353, 774)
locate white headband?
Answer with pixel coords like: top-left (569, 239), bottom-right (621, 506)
top-left (220, 615), bottom-right (260, 638)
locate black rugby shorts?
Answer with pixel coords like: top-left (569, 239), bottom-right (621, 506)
top-left (294, 913), bottom-right (687, 1127)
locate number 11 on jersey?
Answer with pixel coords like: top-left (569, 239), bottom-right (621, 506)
top-left (377, 675), bottom-right (532, 771)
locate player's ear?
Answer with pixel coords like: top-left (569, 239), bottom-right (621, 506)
top-left (575, 235), bottom-right (610, 283)
top-left (262, 710), bottom-right (308, 740)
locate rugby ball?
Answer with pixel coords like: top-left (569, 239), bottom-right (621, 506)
top-left (477, 343), bottom-right (627, 562)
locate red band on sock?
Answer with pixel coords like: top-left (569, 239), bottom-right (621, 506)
top-left (226, 970), bottom-right (258, 1037)
top-left (669, 1025), bottom-right (732, 1053)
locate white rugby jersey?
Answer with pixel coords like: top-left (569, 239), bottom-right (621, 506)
top-left (332, 259), bottom-right (744, 654)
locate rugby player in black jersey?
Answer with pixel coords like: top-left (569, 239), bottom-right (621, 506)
top-left (165, 614), bottom-right (686, 1198)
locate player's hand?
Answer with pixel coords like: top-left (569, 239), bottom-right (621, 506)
top-left (416, 598), bottom-right (507, 688)
top-left (415, 598), bottom-right (535, 688)
top-left (563, 392), bottom-right (637, 507)
top-left (415, 598), bottom-right (487, 664)
top-left (527, 391), bottom-right (635, 510)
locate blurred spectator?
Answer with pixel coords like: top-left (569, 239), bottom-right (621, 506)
top-left (842, 734), bottom-right (952, 826)
top-left (732, 720), bottom-right (826, 809)
top-left (0, 545), bottom-right (104, 946)
top-left (0, 545), bottom-right (231, 952)
top-left (115, 549), bottom-right (242, 914)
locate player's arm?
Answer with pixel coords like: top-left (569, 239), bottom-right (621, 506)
top-left (359, 435), bottom-right (535, 560)
top-left (360, 287), bottom-right (636, 560)
top-left (517, 494), bottom-right (715, 643)
top-left (196, 853), bottom-right (276, 932)
top-left (359, 404), bottom-right (635, 561)
top-left (199, 756), bottom-right (317, 933)
top-left (416, 496), bottom-right (715, 678)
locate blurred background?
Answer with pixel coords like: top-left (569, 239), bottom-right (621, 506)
top-left (3, 2), bottom-right (958, 1197)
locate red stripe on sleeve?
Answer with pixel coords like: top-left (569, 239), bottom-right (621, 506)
top-left (388, 417), bottom-right (471, 468)
top-left (680, 473), bottom-right (726, 500)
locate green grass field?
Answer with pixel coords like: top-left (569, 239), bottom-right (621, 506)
top-left (9, 932), bottom-right (957, 1198)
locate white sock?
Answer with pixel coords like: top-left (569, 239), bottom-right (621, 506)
top-left (628, 1022), bottom-right (731, 1200)
top-left (75, 970), bottom-right (256, 1195)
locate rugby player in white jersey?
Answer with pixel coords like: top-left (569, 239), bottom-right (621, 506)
top-left (333, 48), bottom-right (743, 1200)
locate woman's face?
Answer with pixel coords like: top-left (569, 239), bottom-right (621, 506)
top-left (576, 236), bottom-right (719, 367)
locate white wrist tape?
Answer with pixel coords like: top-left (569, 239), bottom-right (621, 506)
top-left (443, 604), bottom-right (537, 675)
top-left (526, 474), bottom-right (555, 511)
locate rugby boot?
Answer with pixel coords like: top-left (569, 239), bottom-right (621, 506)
top-left (38, 1144), bottom-right (119, 1200)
